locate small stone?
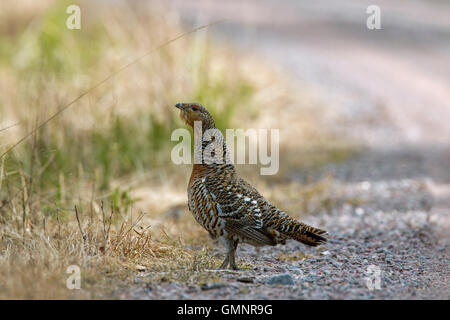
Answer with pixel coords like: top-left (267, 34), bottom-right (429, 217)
top-left (200, 282), bottom-right (227, 291)
top-left (237, 277), bottom-right (254, 284)
top-left (266, 273), bottom-right (295, 285)
top-left (301, 275), bottom-right (316, 282)
top-left (135, 265), bottom-right (146, 272)
top-left (286, 265), bottom-right (301, 271)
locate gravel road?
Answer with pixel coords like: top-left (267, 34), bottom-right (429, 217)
top-left (128, 0), bottom-right (449, 299)
top-left (125, 148), bottom-right (448, 300)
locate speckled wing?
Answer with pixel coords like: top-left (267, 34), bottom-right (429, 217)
top-left (202, 176), bottom-right (278, 246)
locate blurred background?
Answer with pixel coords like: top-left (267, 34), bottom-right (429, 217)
top-left (0, 0), bottom-right (448, 299)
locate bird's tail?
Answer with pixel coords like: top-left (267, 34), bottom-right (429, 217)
top-left (282, 218), bottom-right (328, 246)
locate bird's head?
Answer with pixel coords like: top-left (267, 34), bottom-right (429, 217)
top-left (174, 102), bottom-right (215, 129)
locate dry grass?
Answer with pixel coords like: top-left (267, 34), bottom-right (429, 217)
top-left (0, 0), bottom-right (355, 299)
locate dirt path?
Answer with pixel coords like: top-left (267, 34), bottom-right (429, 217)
top-left (161, 0), bottom-right (450, 145)
top-left (132, 0), bottom-right (449, 299)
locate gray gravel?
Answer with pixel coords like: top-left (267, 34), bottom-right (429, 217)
top-left (121, 153), bottom-right (449, 299)
top-left (266, 274), bottom-right (295, 286)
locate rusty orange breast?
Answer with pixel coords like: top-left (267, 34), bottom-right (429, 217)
top-left (188, 164), bottom-right (210, 188)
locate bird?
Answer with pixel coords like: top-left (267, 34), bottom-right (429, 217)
top-left (174, 102), bottom-right (327, 270)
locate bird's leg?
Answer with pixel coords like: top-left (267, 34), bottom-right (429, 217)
top-left (218, 236), bottom-right (231, 269)
top-left (219, 255), bottom-right (229, 269)
top-left (218, 237), bottom-right (239, 270)
top-left (228, 239), bottom-right (239, 270)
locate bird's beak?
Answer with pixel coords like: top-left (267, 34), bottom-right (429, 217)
top-left (176, 102), bottom-right (190, 125)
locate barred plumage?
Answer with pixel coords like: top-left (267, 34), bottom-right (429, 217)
top-left (175, 102), bottom-right (328, 269)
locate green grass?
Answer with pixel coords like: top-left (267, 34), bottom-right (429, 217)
top-left (0, 0), bottom-right (252, 199)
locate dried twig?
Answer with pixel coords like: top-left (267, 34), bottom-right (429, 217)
top-left (74, 205), bottom-right (87, 241)
top-left (0, 122), bottom-right (20, 133)
top-left (100, 200), bottom-right (114, 243)
top-left (0, 156), bottom-right (4, 191)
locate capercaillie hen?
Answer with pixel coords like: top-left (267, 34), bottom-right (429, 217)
top-left (175, 102), bottom-right (327, 270)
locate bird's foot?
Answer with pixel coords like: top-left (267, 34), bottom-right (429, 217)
top-left (218, 259), bottom-right (240, 271)
top-left (229, 263), bottom-right (239, 271)
top-left (218, 257), bottom-right (229, 270)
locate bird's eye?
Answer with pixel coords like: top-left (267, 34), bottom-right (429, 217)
top-left (192, 105), bottom-right (199, 111)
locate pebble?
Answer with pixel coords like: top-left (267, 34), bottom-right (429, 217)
top-left (237, 277), bottom-right (254, 284)
top-left (200, 283), bottom-right (227, 291)
top-left (301, 275), bottom-right (316, 282)
top-left (266, 274), bottom-right (295, 285)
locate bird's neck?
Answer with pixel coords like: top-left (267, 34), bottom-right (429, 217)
top-left (189, 126), bottom-right (235, 184)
